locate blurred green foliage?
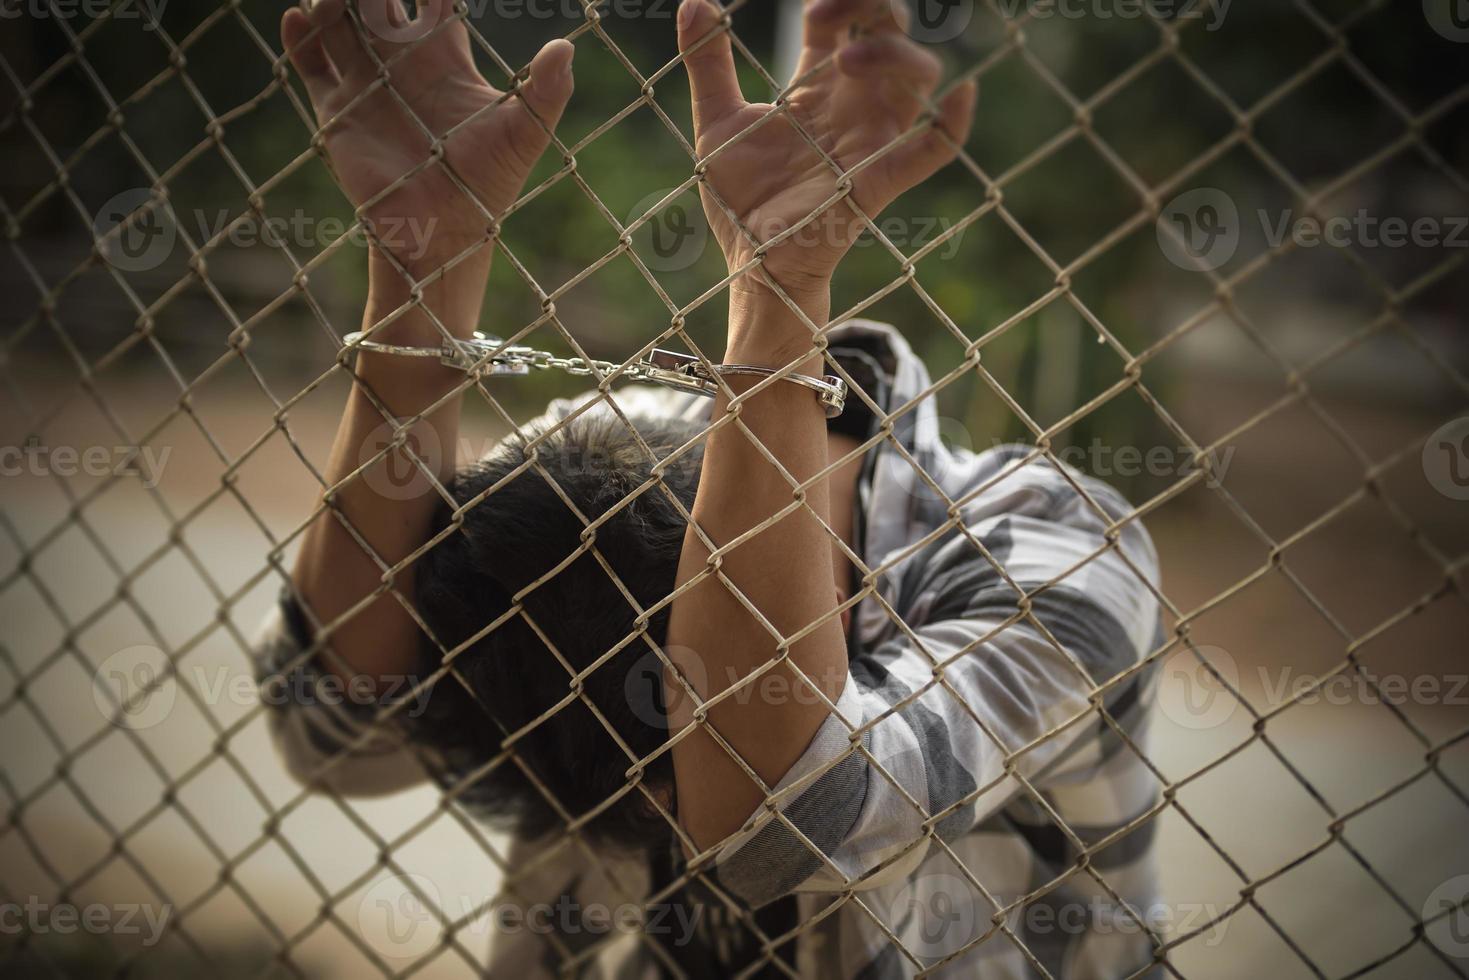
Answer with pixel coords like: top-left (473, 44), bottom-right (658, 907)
top-left (1, 0), bottom-right (1463, 495)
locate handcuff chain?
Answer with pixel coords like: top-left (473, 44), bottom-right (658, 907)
top-left (341, 331), bottom-right (845, 417)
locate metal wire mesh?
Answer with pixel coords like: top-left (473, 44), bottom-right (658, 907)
top-left (1, 0), bottom-right (1466, 978)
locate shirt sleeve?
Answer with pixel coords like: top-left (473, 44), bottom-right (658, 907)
top-left (253, 591), bottom-right (435, 796)
top-left (712, 455), bottom-right (1161, 905)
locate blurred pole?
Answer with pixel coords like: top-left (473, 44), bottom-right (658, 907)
top-left (774, 0), bottom-right (802, 85)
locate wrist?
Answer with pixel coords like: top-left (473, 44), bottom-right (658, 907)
top-left (366, 249), bottom-right (491, 343)
top-left (369, 237), bottom-right (494, 285)
top-left (726, 279), bottom-right (831, 372)
top-left (729, 268), bottom-right (831, 314)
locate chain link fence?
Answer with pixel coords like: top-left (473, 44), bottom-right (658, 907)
top-left (1, 0), bottom-right (1467, 977)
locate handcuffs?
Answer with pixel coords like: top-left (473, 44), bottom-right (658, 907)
top-left (341, 331), bottom-right (848, 419)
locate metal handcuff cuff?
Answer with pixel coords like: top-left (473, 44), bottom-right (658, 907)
top-left (341, 330), bottom-right (848, 419)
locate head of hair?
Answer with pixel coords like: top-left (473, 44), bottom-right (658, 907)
top-left (412, 408), bottom-right (703, 853)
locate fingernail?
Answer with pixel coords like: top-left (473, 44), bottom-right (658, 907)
top-left (678, 0), bottom-right (698, 31)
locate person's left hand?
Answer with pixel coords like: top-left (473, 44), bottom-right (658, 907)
top-left (677, 0), bottom-right (976, 304)
top-left (282, 0), bottom-right (575, 280)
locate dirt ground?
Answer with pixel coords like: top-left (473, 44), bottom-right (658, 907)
top-left (1, 352), bottom-right (1466, 979)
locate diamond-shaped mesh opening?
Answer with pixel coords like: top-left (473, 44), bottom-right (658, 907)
top-left (1091, 57), bottom-right (1238, 188)
top-left (1171, 3), bottom-right (1332, 110)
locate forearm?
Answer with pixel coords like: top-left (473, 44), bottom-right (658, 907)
top-left (661, 0), bottom-right (972, 844)
top-left (273, 0), bottom-right (577, 690)
top-left (665, 284), bottom-right (850, 850)
top-left (292, 253), bottom-right (490, 685)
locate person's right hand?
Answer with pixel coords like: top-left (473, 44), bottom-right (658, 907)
top-left (281, 0), bottom-right (575, 278)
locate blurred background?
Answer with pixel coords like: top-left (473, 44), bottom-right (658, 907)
top-left (1, 0), bottom-right (1467, 976)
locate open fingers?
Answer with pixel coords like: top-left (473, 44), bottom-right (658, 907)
top-left (837, 31), bottom-right (940, 127)
top-left (356, 0), bottom-right (412, 41)
top-left (416, 0), bottom-right (474, 60)
top-left (281, 7), bottom-right (339, 112)
top-left (305, 0), bottom-right (376, 83)
top-left (802, 0), bottom-right (902, 64)
top-left (678, 0), bottom-right (745, 133)
top-left (838, 32), bottom-right (940, 92)
top-left (885, 79), bottom-right (977, 192)
top-left (357, 0), bottom-right (471, 58)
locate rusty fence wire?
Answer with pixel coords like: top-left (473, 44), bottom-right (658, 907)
top-left (1, 0), bottom-right (1467, 978)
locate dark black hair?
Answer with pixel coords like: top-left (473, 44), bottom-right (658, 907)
top-left (411, 408), bottom-right (703, 853)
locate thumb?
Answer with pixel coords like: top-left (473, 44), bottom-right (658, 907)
top-left (518, 38), bottom-right (576, 133)
top-left (678, 0), bottom-right (743, 132)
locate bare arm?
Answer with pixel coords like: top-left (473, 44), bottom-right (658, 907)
top-left (665, 0), bottom-right (976, 849)
top-left (292, 259), bottom-right (478, 681)
top-left (279, 0), bottom-right (574, 684)
top-left (665, 285), bottom-right (848, 851)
